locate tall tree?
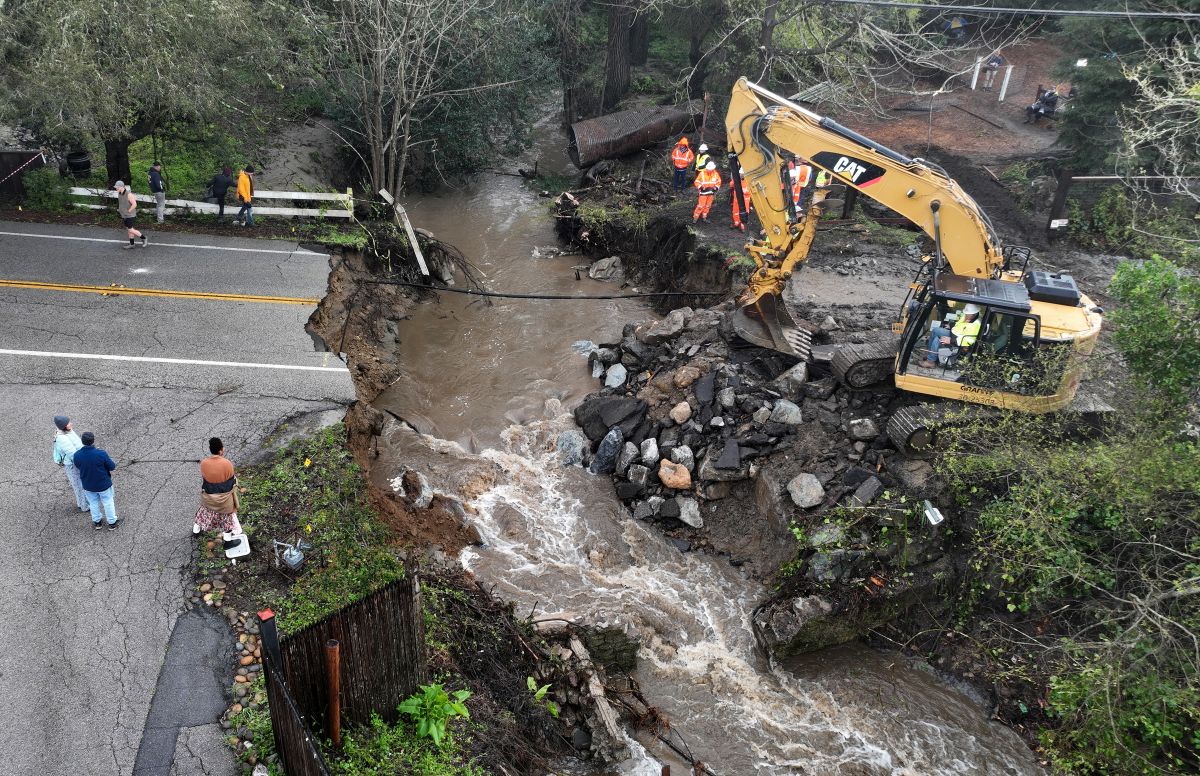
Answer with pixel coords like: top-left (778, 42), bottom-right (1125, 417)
top-left (603, 0), bottom-right (635, 110)
top-left (1055, 0), bottom-right (1200, 172)
top-left (0, 0), bottom-right (280, 184)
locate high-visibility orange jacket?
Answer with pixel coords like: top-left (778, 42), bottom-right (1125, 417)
top-left (694, 168), bottom-right (722, 194)
top-left (671, 143), bottom-right (694, 170)
top-left (731, 176), bottom-right (751, 203)
top-left (795, 165), bottom-right (813, 187)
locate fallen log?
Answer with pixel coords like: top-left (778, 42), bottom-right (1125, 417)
top-left (569, 101), bottom-right (704, 168)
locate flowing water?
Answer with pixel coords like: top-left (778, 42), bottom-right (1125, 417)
top-left (373, 115), bottom-right (1041, 775)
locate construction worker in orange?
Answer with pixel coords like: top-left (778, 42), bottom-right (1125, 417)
top-left (693, 160), bottom-right (722, 223)
top-left (792, 158), bottom-right (814, 216)
top-left (731, 167), bottom-right (752, 231)
top-left (670, 137), bottom-right (694, 191)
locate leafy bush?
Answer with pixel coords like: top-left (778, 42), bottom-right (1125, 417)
top-left (21, 167), bottom-right (73, 211)
top-left (332, 712), bottom-right (483, 776)
top-left (1108, 255), bottom-right (1200, 406)
top-left (397, 683), bottom-right (472, 748)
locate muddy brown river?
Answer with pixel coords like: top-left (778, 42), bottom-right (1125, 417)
top-left (373, 115), bottom-right (1042, 775)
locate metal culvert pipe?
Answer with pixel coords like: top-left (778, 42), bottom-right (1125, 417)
top-left (568, 101), bottom-right (704, 168)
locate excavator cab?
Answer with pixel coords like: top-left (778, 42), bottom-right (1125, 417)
top-left (894, 271), bottom-right (1073, 403)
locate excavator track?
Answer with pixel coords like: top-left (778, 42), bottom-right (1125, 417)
top-left (831, 340), bottom-right (898, 389)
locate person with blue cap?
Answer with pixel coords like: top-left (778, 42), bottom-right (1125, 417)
top-left (52, 415), bottom-right (89, 513)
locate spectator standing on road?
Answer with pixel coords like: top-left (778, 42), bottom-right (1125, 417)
top-left (114, 181), bottom-right (147, 249)
top-left (52, 415), bottom-right (89, 514)
top-left (235, 165), bottom-right (255, 226)
top-left (983, 51), bottom-right (1004, 90)
top-left (73, 431), bottom-right (120, 531)
top-left (208, 167), bottom-right (234, 223)
top-left (194, 437), bottom-right (243, 536)
top-left (148, 161), bottom-right (166, 223)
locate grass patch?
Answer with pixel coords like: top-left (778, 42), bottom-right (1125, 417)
top-left (230, 424), bottom-right (406, 635)
top-left (329, 713), bottom-right (483, 776)
top-left (126, 130), bottom-right (248, 199)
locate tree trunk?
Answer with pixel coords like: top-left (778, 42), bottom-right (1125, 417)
top-left (103, 138), bottom-right (132, 187)
top-left (602, 0), bottom-right (633, 111)
top-left (760, 1), bottom-right (779, 72)
top-left (630, 11), bottom-right (649, 67)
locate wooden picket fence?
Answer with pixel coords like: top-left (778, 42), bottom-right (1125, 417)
top-left (258, 574), bottom-right (427, 774)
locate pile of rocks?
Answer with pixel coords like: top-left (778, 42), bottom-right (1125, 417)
top-left (565, 304), bottom-right (815, 532)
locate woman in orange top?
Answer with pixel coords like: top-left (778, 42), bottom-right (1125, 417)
top-left (194, 437), bottom-right (243, 535)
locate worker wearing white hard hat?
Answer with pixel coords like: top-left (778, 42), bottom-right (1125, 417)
top-left (695, 143), bottom-right (712, 172)
top-left (920, 303), bottom-right (983, 369)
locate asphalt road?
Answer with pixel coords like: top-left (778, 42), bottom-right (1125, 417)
top-left (0, 221), bottom-right (355, 776)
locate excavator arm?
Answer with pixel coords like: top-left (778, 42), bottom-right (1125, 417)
top-left (725, 78), bottom-right (1007, 355)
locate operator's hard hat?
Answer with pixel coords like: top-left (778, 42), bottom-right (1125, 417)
top-left (964, 303), bottom-right (981, 315)
top-left (739, 167), bottom-right (745, 174)
top-left (698, 144), bottom-right (709, 152)
top-left (679, 137), bottom-right (689, 146)
top-left (705, 161), bottom-right (716, 171)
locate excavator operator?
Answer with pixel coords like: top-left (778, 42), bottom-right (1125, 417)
top-left (921, 304), bottom-right (982, 368)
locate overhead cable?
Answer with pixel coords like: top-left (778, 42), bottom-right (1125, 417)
top-left (818, 0), bottom-right (1200, 20)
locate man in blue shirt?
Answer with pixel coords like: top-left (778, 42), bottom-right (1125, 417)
top-left (73, 432), bottom-right (120, 530)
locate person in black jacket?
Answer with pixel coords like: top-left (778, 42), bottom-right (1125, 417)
top-left (148, 161), bottom-right (166, 223)
top-left (209, 167), bottom-right (234, 223)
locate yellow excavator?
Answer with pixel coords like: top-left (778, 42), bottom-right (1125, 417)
top-left (724, 78), bottom-right (1104, 453)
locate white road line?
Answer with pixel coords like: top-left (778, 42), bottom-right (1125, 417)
top-left (0, 348), bottom-right (349, 373)
top-left (0, 230), bottom-right (324, 256)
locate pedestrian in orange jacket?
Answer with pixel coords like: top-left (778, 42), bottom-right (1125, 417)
top-left (693, 161), bottom-right (721, 223)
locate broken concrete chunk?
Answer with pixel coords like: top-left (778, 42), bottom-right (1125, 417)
top-left (639, 437), bottom-right (660, 467)
top-left (676, 497), bottom-right (703, 528)
top-left (847, 417), bottom-right (879, 441)
top-left (769, 399), bottom-right (804, 426)
top-left (604, 363), bottom-right (628, 388)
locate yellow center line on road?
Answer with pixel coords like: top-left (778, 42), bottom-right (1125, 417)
top-left (0, 278), bottom-right (319, 305)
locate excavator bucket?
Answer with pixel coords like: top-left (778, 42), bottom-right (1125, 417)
top-left (731, 292), bottom-right (813, 360)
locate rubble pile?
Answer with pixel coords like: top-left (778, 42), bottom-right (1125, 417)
top-left (563, 303), bottom-right (956, 655)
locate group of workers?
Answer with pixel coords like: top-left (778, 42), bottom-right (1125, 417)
top-left (670, 136), bottom-right (830, 231)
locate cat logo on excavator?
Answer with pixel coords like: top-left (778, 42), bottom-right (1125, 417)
top-left (811, 151), bottom-right (886, 187)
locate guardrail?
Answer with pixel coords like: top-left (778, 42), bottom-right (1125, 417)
top-left (69, 186), bottom-right (354, 219)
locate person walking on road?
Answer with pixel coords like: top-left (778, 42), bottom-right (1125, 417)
top-left (73, 431), bottom-right (120, 530)
top-left (235, 165), bottom-right (255, 226)
top-left (52, 415), bottom-right (89, 514)
top-left (148, 161), bottom-right (166, 223)
top-left (670, 137), bottom-right (694, 191)
top-left (693, 160), bottom-right (721, 223)
top-left (194, 437), bottom-right (242, 536)
top-left (209, 166), bottom-right (234, 223)
top-left (114, 181), bottom-right (147, 249)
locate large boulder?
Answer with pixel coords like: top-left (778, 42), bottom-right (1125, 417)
top-left (636, 307), bottom-right (693, 345)
top-left (771, 362), bottom-right (808, 400)
top-left (588, 256), bottom-right (624, 282)
top-left (658, 459), bottom-right (692, 490)
top-left (676, 497), bottom-right (703, 528)
top-left (787, 473), bottom-right (825, 508)
top-left (588, 427), bottom-right (624, 474)
top-left (556, 430), bottom-right (587, 467)
top-left (574, 396), bottom-right (648, 442)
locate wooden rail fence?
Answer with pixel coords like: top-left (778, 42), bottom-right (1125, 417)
top-left (69, 186), bottom-right (354, 219)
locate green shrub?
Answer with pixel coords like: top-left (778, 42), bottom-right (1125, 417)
top-left (1108, 255), bottom-right (1200, 405)
top-left (21, 167), bottom-right (73, 211)
top-left (397, 683), bottom-right (472, 748)
top-left (331, 713), bottom-right (483, 776)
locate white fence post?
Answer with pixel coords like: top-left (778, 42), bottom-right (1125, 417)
top-left (69, 187), bottom-right (354, 219)
top-left (998, 65), bottom-right (1015, 102)
top-left (970, 57), bottom-right (982, 90)
top-left (378, 189), bottom-right (429, 277)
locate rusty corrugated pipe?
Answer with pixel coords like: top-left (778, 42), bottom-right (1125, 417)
top-left (568, 101), bottom-right (705, 168)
